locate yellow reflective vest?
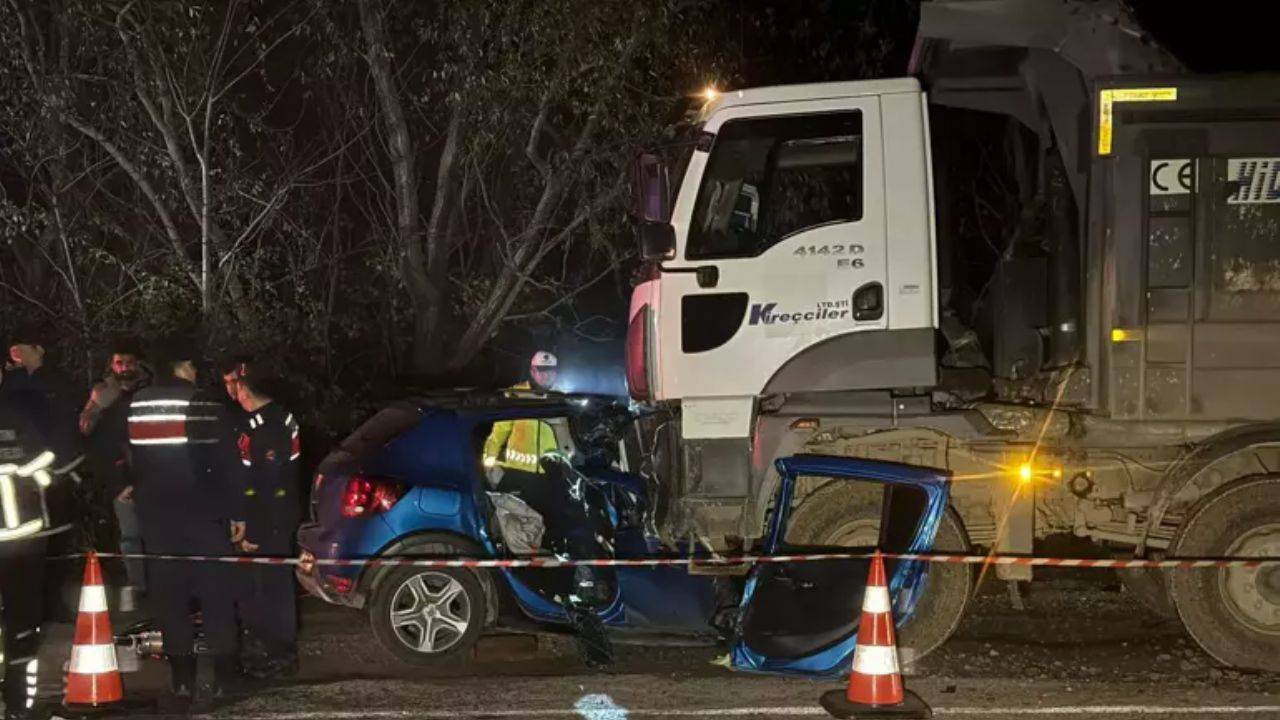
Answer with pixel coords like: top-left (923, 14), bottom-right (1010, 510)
top-left (483, 417), bottom-right (558, 474)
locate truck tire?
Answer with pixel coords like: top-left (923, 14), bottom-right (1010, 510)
top-left (785, 482), bottom-right (973, 660)
top-left (1118, 567), bottom-right (1177, 619)
top-left (1168, 474), bottom-right (1280, 671)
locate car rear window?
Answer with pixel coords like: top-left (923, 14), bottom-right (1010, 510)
top-left (329, 403), bottom-right (423, 464)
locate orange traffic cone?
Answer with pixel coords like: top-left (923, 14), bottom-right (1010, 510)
top-left (820, 551), bottom-right (931, 719)
top-left (64, 552), bottom-right (123, 707)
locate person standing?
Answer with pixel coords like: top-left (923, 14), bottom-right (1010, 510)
top-left (481, 351), bottom-right (561, 478)
top-left (4, 333), bottom-right (80, 462)
top-left (4, 332), bottom-right (83, 626)
top-left (218, 356), bottom-right (253, 408)
top-left (125, 340), bottom-right (245, 702)
top-left (80, 342), bottom-right (149, 609)
top-left (232, 371), bottom-right (301, 679)
top-left (0, 386), bottom-right (62, 719)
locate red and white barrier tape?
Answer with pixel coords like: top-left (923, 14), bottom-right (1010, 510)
top-left (58, 551), bottom-right (1280, 570)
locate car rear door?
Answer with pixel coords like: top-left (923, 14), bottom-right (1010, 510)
top-left (730, 455), bottom-right (950, 676)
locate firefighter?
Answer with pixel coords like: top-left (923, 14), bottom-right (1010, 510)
top-left (80, 341), bottom-right (149, 609)
top-left (0, 388), bottom-right (61, 719)
top-left (231, 371), bottom-right (300, 679)
top-left (126, 340), bottom-right (245, 701)
top-left (4, 333), bottom-right (79, 472)
top-left (4, 332), bottom-right (82, 625)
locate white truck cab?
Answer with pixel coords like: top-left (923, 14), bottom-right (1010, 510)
top-left (630, 78), bottom-right (937, 441)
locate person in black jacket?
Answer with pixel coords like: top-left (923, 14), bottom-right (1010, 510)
top-left (232, 371), bottom-right (301, 679)
top-left (0, 387), bottom-right (62, 719)
top-left (126, 340), bottom-right (245, 702)
top-left (3, 334), bottom-right (81, 467)
top-left (4, 332), bottom-right (84, 625)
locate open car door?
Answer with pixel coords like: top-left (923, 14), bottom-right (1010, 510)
top-left (731, 454), bottom-right (951, 676)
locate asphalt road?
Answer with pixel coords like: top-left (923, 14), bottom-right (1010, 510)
top-left (34, 579), bottom-right (1280, 719)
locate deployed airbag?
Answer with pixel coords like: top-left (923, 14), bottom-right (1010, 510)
top-left (487, 491), bottom-right (545, 555)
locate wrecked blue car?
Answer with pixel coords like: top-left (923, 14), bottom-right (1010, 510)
top-left (296, 393), bottom-right (950, 677)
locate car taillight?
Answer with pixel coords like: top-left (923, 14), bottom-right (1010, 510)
top-left (341, 475), bottom-right (406, 518)
top-left (626, 304), bottom-right (651, 401)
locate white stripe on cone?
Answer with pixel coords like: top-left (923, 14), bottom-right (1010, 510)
top-left (851, 642), bottom-right (899, 676)
top-left (79, 585), bottom-right (108, 613)
top-left (69, 644), bottom-right (119, 674)
top-left (861, 585), bottom-right (891, 614)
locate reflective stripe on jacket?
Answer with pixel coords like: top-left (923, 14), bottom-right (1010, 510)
top-left (483, 418), bottom-right (558, 473)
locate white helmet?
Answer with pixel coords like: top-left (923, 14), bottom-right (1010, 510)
top-left (529, 351), bottom-right (559, 392)
top-left (530, 351), bottom-right (558, 371)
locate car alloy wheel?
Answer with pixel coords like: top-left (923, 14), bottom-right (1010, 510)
top-left (389, 571), bottom-right (472, 654)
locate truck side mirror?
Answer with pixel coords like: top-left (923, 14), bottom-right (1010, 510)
top-left (639, 221), bottom-right (676, 261)
top-left (632, 153), bottom-right (671, 223)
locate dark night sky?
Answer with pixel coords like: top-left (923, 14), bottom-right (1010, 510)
top-left (1130, 1), bottom-right (1280, 73)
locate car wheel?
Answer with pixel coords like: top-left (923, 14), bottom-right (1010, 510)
top-left (1168, 474), bottom-right (1280, 672)
top-left (786, 481), bottom-right (973, 662)
top-left (369, 562), bottom-right (486, 667)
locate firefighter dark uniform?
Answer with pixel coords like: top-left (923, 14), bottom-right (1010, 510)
top-left (0, 401), bottom-right (58, 718)
top-left (126, 380), bottom-right (243, 692)
top-left (236, 403), bottom-right (300, 677)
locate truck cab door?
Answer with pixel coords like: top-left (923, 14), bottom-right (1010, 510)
top-left (730, 455), bottom-right (950, 676)
top-left (658, 97), bottom-right (887, 403)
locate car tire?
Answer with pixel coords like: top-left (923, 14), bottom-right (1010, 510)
top-left (786, 481), bottom-right (972, 661)
top-left (1168, 474), bottom-right (1280, 672)
top-left (368, 549), bottom-right (487, 667)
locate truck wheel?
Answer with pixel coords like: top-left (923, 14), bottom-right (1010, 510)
top-left (1118, 567), bottom-right (1177, 619)
top-left (786, 482), bottom-right (973, 660)
top-left (369, 555), bottom-right (487, 667)
top-left (1168, 474), bottom-right (1280, 671)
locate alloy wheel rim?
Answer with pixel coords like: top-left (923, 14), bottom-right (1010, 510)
top-left (389, 571), bottom-right (471, 653)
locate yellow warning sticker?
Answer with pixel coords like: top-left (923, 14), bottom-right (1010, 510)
top-left (1098, 87), bottom-right (1178, 156)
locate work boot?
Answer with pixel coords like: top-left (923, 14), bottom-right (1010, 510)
top-left (167, 654), bottom-right (196, 699)
top-left (206, 655), bottom-right (249, 700)
top-left (154, 654), bottom-right (196, 714)
top-left (566, 605), bottom-right (614, 669)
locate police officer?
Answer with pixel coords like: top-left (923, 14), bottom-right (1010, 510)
top-left (125, 341), bottom-right (244, 701)
top-left (482, 351), bottom-right (560, 478)
top-left (483, 352), bottom-right (613, 667)
top-left (0, 388), bottom-right (60, 719)
top-left (231, 371), bottom-right (300, 679)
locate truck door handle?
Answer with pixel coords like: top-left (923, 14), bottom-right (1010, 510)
top-left (696, 266), bottom-right (719, 288)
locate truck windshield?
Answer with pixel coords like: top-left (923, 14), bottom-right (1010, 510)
top-left (687, 111), bottom-right (863, 260)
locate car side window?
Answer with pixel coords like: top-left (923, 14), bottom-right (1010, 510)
top-left (687, 111), bottom-right (863, 260)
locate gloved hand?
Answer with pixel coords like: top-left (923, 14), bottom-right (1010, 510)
top-left (485, 464), bottom-right (505, 488)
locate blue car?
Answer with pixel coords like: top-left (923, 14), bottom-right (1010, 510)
top-left (296, 393), bottom-right (950, 676)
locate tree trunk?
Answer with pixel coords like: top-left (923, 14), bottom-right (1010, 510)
top-left (358, 0), bottom-right (441, 375)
